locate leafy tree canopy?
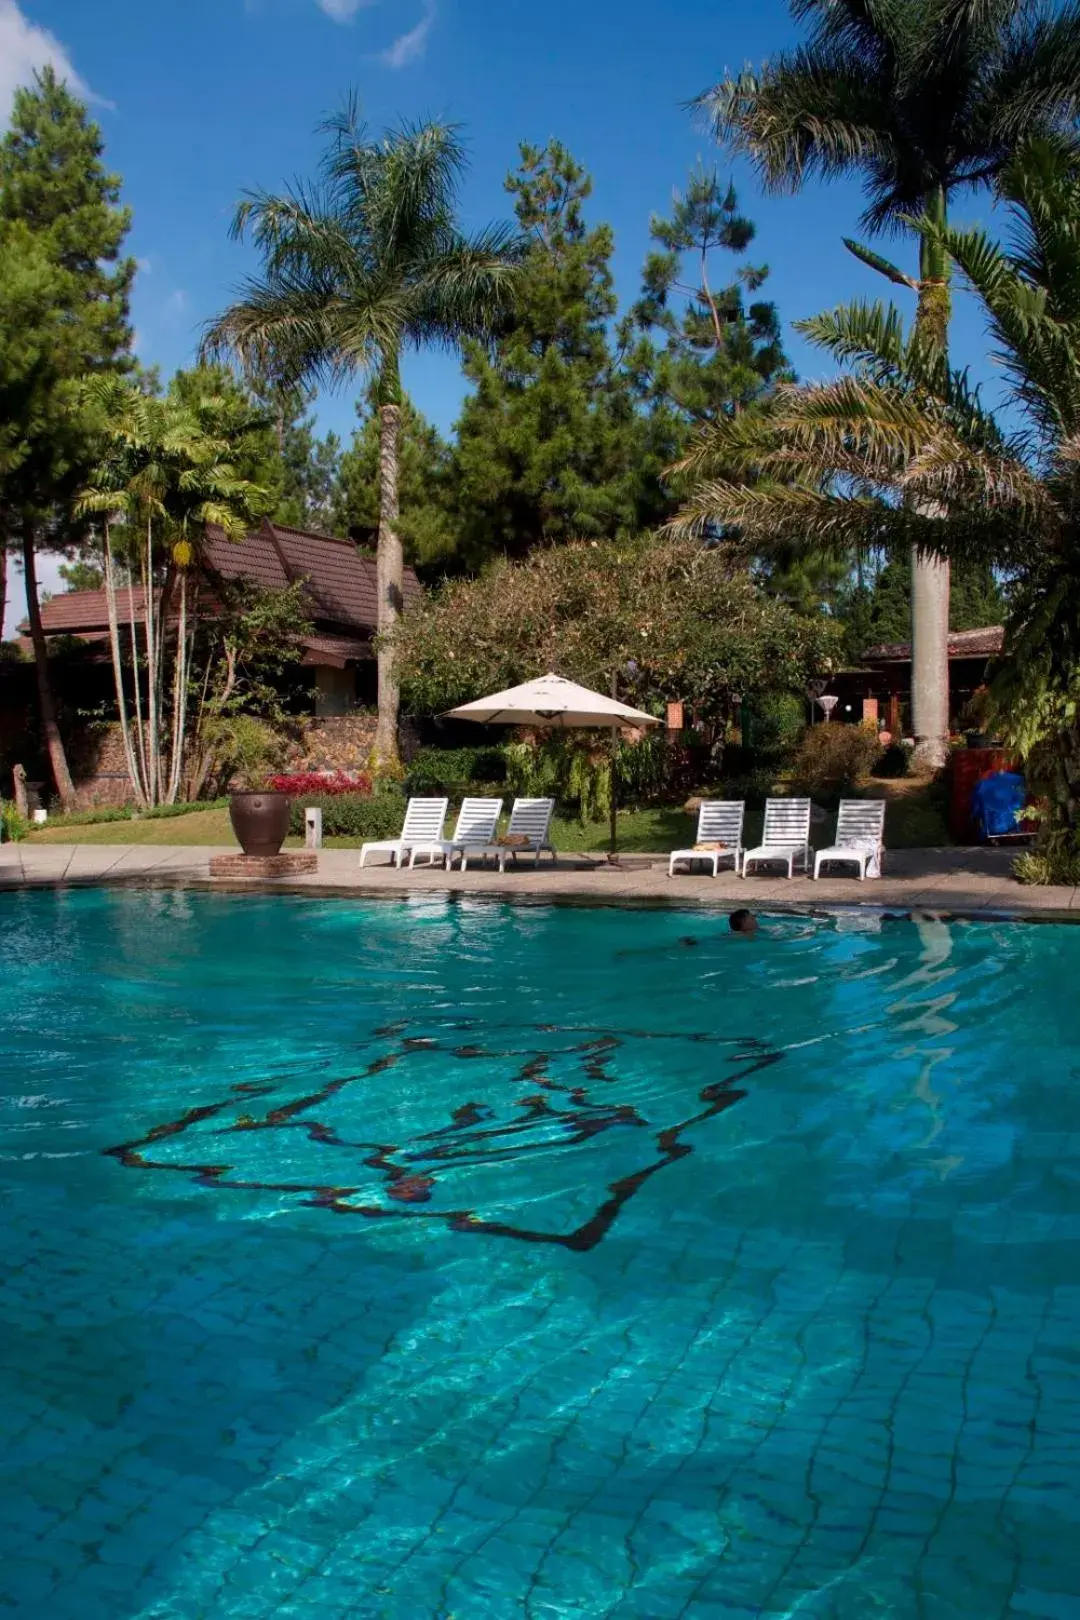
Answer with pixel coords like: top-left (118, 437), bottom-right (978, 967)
top-left (393, 534), bottom-right (843, 723)
top-left (0, 66), bottom-right (134, 805)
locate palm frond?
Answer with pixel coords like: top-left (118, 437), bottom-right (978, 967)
top-left (698, 51), bottom-right (895, 194)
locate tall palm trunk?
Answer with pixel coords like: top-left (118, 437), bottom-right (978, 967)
top-left (910, 186), bottom-right (952, 771)
top-left (372, 354), bottom-right (404, 771)
top-left (21, 521), bottom-right (75, 810)
top-left (0, 535), bottom-right (8, 650)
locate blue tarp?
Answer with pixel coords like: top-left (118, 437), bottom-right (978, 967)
top-left (970, 770), bottom-right (1026, 839)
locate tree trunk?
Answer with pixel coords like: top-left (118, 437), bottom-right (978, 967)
top-left (21, 522), bottom-right (76, 809)
top-left (910, 187), bottom-right (952, 771)
top-left (372, 359), bottom-right (404, 772)
top-left (0, 536), bottom-right (7, 648)
top-left (102, 523), bottom-right (148, 806)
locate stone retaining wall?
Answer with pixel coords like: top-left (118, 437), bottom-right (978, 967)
top-left (65, 711), bottom-right (420, 807)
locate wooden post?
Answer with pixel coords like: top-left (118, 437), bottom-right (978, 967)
top-left (887, 692), bottom-right (901, 737)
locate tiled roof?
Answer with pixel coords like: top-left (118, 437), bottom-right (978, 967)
top-left (205, 521), bottom-right (421, 631)
top-left (862, 625), bottom-right (1004, 662)
top-left (300, 633), bottom-right (372, 668)
top-left (33, 587), bottom-right (150, 633)
top-left (29, 522), bottom-right (421, 644)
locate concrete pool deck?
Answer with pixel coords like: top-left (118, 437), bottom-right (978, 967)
top-left (1, 839), bottom-right (1076, 916)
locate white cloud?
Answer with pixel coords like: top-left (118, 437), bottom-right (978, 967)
top-left (136, 256), bottom-right (152, 275)
top-left (167, 288), bottom-right (188, 315)
top-left (316, 0), bottom-right (379, 20)
top-left (381, 0), bottom-right (435, 67)
top-left (0, 0), bottom-right (107, 125)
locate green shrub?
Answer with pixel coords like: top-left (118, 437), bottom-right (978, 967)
top-left (793, 723), bottom-right (883, 798)
top-left (745, 691), bottom-right (807, 761)
top-left (1, 800), bottom-right (29, 842)
top-left (616, 732), bottom-right (672, 805)
top-left (877, 740), bottom-right (914, 778)
top-left (287, 791), bottom-right (405, 840)
top-left (141, 799), bottom-right (230, 820)
top-left (403, 745), bottom-right (507, 796)
top-left (46, 806), bottom-right (135, 827)
top-left (41, 799), bottom-right (229, 829)
top-left (717, 767), bottom-right (783, 808)
top-left (1013, 828), bottom-right (1080, 886)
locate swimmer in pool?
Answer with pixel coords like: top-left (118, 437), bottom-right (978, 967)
top-left (729, 909), bottom-right (757, 937)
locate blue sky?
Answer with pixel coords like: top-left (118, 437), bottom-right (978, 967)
top-left (2, 0), bottom-right (1001, 631)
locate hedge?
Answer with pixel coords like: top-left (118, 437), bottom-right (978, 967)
top-left (287, 792), bottom-right (405, 840)
top-left (35, 798), bottom-right (230, 829)
top-left (403, 745), bottom-right (507, 796)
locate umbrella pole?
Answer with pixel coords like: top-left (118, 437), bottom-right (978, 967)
top-left (608, 667), bottom-right (619, 858)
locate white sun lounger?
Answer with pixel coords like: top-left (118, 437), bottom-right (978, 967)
top-left (408, 796), bottom-right (504, 870)
top-left (490, 797), bottom-right (557, 871)
top-left (668, 800), bottom-right (745, 876)
top-left (813, 799), bottom-right (886, 880)
top-left (742, 797), bottom-right (812, 878)
top-left (359, 797), bottom-right (449, 869)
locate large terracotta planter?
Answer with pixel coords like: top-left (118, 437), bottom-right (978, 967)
top-left (229, 791), bottom-right (290, 858)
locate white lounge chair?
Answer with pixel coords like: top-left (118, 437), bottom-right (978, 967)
top-left (668, 800), bottom-right (745, 877)
top-left (409, 797), bottom-right (504, 870)
top-left (358, 797), bottom-right (449, 869)
top-left (493, 797), bottom-right (556, 871)
top-left (742, 798), bottom-right (812, 878)
top-left (813, 799), bottom-right (886, 880)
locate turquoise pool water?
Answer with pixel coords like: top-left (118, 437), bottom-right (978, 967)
top-left (1, 888), bottom-right (1078, 1619)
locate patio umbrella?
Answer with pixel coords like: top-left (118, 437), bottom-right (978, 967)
top-left (446, 673), bottom-right (659, 856)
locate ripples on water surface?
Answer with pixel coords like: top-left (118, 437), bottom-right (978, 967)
top-left (1, 888), bottom-right (1078, 1618)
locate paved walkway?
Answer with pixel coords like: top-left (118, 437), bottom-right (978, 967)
top-left (1, 840), bottom-right (1075, 916)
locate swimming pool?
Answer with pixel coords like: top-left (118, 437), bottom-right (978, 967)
top-left (1, 888), bottom-right (1077, 1618)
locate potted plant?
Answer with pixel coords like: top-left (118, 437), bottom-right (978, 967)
top-left (229, 784), bottom-right (291, 857)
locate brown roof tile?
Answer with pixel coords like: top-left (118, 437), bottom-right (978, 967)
top-left (30, 524), bottom-right (422, 643)
top-left (862, 625), bottom-right (1004, 663)
top-left (33, 587), bottom-right (150, 633)
top-left (301, 633), bottom-right (372, 668)
top-left (204, 521), bottom-right (420, 632)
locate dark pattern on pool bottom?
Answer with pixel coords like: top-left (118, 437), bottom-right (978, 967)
top-left (105, 1020), bottom-right (778, 1249)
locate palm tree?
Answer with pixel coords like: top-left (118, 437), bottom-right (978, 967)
top-left (77, 379), bottom-right (263, 805)
top-left (671, 141), bottom-right (1080, 865)
top-left (203, 104), bottom-right (525, 769)
top-left (702, 0), bottom-right (1080, 766)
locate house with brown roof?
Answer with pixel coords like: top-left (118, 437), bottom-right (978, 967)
top-left (20, 521), bottom-right (422, 717)
top-left (829, 626), bottom-right (1005, 735)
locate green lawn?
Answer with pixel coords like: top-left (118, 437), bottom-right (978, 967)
top-left (23, 781), bottom-right (951, 852)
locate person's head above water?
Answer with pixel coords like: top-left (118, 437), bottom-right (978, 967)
top-left (729, 908), bottom-right (757, 936)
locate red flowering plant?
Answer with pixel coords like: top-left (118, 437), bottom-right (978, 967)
top-left (267, 771), bottom-right (372, 797)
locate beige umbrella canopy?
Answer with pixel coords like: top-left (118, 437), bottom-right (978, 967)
top-left (446, 673), bottom-right (659, 856)
top-left (446, 673), bottom-right (659, 730)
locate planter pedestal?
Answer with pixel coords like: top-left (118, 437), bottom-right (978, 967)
top-left (210, 852), bottom-right (318, 880)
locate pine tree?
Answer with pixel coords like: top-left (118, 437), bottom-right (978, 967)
top-left (0, 68), bottom-right (134, 806)
top-left (837, 555), bottom-right (1010, 660)
top-left (452, 142), bottom-right (655, 564)
top-left (628, 168), bottom-right (789, 431)
top-left (332, 391), bottom-right (455, 572)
